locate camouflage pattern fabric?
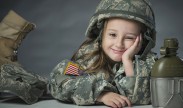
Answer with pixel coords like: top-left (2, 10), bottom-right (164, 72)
top-left (86, 0), bottom-right (155, 38)
top-left (50, 40), bottom-right (157, 105)
top-left (0, 64), bottom-right (48, 104)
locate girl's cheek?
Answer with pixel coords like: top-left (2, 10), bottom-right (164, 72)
top-left (124, 41), bottom-right (134, 48)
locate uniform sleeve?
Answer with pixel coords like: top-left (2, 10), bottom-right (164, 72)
top-left (114, 53), bottom-right (157, 105)
top-left (49, 59), bottom-right (118, 105)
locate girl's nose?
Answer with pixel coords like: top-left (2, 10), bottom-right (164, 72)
top-left (115, 38), bottom-right (124, 49)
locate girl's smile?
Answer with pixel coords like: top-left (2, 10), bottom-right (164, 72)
top-left (111, 48), bottom-right (126, 55)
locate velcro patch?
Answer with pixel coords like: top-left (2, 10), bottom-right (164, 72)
top-left (64, 62), bottom-right (82, 76)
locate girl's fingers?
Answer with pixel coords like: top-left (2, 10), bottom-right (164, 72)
top-left (138, 34), bottom-right (142, 47)
top-left (113, 98), bottom-right (123, 108)
top-left (108, 101), bottom-right (118, 108)
top-left (133, 34), bottom-right (142, 54)
top-left (135, 34), bottom-right (140, 45)
top-left (112, 95), bottom-right (131, 107)
top-left (137, 34), bottom-right (142, 51)
top-left (116, 97), bottom-right (126, 107)
top-left (120, 96), bottom-right (131, 107)
top-left (100, 92), bottom-right (131, 108)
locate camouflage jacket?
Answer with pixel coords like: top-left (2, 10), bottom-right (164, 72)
top-left (50, 41), bottom-right (157, 105)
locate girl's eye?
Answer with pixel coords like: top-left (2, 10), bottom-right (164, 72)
top-left (109, 33), bottom-right (117, 37)
top-left (126, 37), bottom-right (134, 39)
top-left (125, 36), bottom-right (136, 40)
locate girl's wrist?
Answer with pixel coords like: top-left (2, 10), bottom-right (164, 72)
top-left (96, 91), bottom-right (107, 102)
top-left (122, 56), bottom-right (133, 63)
top-left (122, 59), bottom-right (134, 76)
top-left (122, 52), bottom-right (135, 61)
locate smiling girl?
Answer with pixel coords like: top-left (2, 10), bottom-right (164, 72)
top-left (50, 0), bottom-right (157, 108)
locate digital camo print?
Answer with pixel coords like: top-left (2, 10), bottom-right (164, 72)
top-left (50, 41), bottom-right (157, 105)
top-left (50, 60), bottom-right (118, 105)
top-left (73, 40), bottom-right (99, 69)
top-left (50, 0), bottom-right (157, 106)
top-left (114, 53), bottom-right (157, 104)
top-left (86, 0), bottom-right (155, 37)
top-left (0, 64), bottom-right (48, 104)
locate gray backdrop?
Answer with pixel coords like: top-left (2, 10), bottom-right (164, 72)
top-left (0, 0), bottom-right (183, 78)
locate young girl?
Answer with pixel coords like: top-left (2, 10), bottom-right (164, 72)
top-left (50, 0), bottom-right (157, 107)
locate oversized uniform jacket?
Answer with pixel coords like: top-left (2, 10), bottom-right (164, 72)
top-left (50, 40), bottom-right (157, 105)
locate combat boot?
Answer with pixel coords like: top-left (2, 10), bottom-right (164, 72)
top-left (0, 10), bottom-right (35, 67)
top-left (0, 10), bottom-right (49, 104)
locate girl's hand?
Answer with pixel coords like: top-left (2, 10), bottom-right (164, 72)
top-left (122, 34), bottom-right (142, 61)
top-left (97, 92), bottom-right (131, 108)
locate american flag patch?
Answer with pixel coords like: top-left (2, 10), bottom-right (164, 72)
top-left (64, 62), bottom-right (80, 76)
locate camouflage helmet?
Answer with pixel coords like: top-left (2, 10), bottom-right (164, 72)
top-left (85, 0), bottom-right (156, 58)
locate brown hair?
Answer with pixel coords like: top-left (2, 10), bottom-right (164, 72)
top-left (71, 39), bottom-right (115, 78)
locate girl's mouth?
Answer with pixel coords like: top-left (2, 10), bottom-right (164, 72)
top-left (111, 48), bottom-right (126, 54)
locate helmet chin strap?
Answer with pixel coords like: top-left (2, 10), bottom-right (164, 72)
top-left (95, 29), bottom-right (103, 50)
top-left (140, 30), bottom-right (155, 59)
top-left (95, 21), bottom-right (104, 43)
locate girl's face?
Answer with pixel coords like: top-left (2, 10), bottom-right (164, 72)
top-left (102, 18), bottom-right (141, 62)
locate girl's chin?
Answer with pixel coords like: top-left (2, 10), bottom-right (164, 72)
top-left (111, 58), bottom-right (122, 62)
